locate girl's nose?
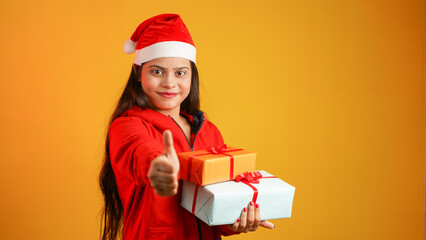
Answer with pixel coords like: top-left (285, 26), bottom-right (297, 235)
top-left (161, 73), bottom-right (176, 88)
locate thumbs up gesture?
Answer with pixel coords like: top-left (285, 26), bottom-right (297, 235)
top-left (148, 130), bottom-right (180, 197)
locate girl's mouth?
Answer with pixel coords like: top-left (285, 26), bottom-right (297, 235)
top-left (157, 92), bottom-right (178, 98)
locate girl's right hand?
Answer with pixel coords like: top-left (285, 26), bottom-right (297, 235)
top-left (227, 201), bottom-right (275, 233)
top-left (148, 130), bottom-right (180, 197)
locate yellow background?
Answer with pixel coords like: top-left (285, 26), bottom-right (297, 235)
top-left (0, 0), bottom-right (424, 239)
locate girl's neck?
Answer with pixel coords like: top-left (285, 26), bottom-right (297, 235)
top-left (154, 108), bottom-right (181, 119)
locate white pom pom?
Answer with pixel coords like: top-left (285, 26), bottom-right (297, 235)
top-left (123, 39), bottom-right (137, 54)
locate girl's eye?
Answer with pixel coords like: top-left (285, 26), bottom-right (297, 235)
top-left (152, 69), bottom-right (163, 75)
top-left (176, 71), bottom-right (186, 76)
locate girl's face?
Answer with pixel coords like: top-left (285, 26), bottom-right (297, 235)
top-left (140, 57), bottom-right (192, 115)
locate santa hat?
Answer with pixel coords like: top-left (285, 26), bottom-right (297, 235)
top-left (123, 13), bottom-right (196, 65)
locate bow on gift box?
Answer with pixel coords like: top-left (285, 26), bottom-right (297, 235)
top-left (235, 171), bottom-right (276, 204)
top-left (208, 144), bottom-right (228, 154)
top-left (187, 145), bottom-right (242, 184)
top-left (235, 171), bottom-right (263, 183)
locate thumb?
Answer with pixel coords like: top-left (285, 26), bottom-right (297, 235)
top-left (259, 221), bottom-right (275, 229)
top-left (163, 130), bottom-right (175, 156)
top-left (162, 130), bottom-right (179, 168)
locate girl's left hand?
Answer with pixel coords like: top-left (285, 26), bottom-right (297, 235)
top-left (227, 201), bottom-right (275, 233)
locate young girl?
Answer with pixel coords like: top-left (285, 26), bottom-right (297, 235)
top-left (99, 13), bottom-right (274, 240)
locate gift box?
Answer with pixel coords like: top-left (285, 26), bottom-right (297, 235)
top-left (180, 170), bottom-right (296, 226)
top-left (177, 145), bottom-right (256, 186)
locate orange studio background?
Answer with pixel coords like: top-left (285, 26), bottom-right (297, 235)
top-left (0, 0), bottom-right (424, 239)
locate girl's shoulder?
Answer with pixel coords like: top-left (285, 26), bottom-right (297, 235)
top-left (202, 117), bottom-right (221, 132)
top-left (194, 115), bottom-right (225, 147)
top-left (109, 106), bottom-right (164, 137)
top-left (111, 106), bottom-right (171, 128)
top-left (194, 113), bottom-right (223, 139)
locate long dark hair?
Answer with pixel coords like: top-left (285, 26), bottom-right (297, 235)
top-left (99, 61), bottom-right (200, 240)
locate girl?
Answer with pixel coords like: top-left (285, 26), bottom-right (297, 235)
top-left (99, 13), bottom-right (274, 240)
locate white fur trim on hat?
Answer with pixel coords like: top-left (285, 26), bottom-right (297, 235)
top-left (133, 41), bottom-right (196, 65)
top-left (123, 39), bottom-right (137, 54)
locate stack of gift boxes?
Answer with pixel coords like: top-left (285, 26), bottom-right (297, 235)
top-left (178, 145), bottom-right (296, 226)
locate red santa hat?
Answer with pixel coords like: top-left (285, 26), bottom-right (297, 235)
top-left (123, 13), bottom-right (196, 65)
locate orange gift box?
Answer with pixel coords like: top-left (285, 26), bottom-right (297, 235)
top-left (178, 146), bottom-right (256, 186)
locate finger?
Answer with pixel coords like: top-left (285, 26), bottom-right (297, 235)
top-left (251, 203), bottom-right (261, 231)
top-left (148, 158), bottom-right (178, 193)
top-left (229, 219), bottom-right (240, 232)
top-left (244, 202), bottom-right (255, 232)
top-left (259, 220), bottom-right (275, 229)
top-left (149, 176), bottom-right (178, 195)
top-left (150, 179), bottom-right (178, 191)
top-left (150, 156), bottom-right (174, 173)
top-left (150, 173), bottom-right (177, 184)
top-left (237, 206), bottom-right (247, 232)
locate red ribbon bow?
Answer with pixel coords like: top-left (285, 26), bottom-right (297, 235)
top-left (208, 144), bottom-right (228, 154)
top-left (235, 171), bottom-right (263, 184)
top-left (187, 144), bottom-right (242, 185)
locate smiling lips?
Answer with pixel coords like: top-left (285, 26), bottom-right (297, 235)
top-left (157, 92), bottom-right (178, 98)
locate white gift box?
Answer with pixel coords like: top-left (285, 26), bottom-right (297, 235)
top-left (180, 170), bottom-right (296, 226)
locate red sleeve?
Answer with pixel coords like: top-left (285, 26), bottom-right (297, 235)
top-left (218, 225), bottom-right (240, 236)
top-left (108, 116), bottom-right (163, 186)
